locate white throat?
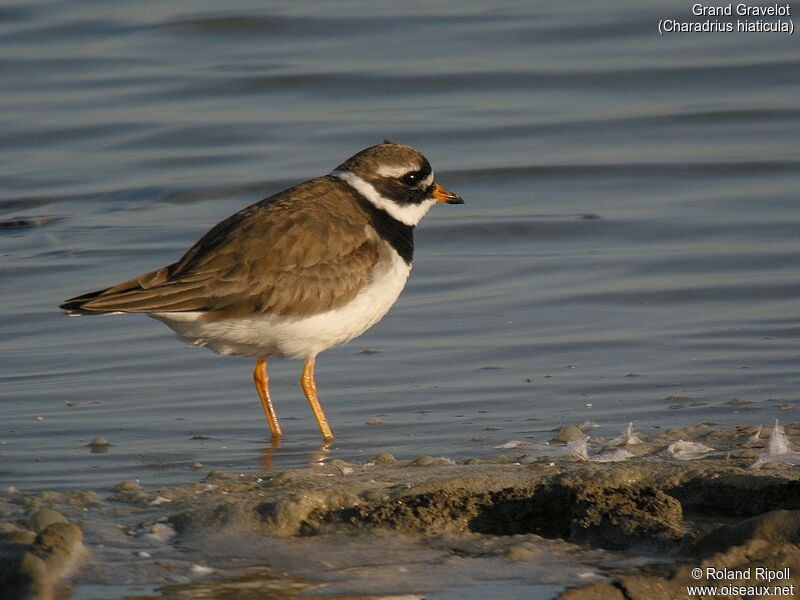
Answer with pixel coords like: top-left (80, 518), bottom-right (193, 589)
top-left (331, 170), bottom-right (437, 227)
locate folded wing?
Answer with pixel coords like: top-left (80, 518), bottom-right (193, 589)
top-left (60, 178), bottom-right (379, 319)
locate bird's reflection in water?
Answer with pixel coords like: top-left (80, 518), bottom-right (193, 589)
top-left (259, 439), bottom-right (332, 472)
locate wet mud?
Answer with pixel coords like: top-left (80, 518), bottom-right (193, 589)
top-left (2, 423), bottom-right (799, 599)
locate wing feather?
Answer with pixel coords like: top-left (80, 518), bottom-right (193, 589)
top-left (61, 177), bottom-right (379, 318)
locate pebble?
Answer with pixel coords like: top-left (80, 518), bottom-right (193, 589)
top-left (139, 522), bottom-right (176, 543)
top-left (551, 425), bottom-right (586, 443)
top-left (330, 460), bottom-right (354, 475)
top-left (359, 489), bottom-right (386, 503)
top-left (726, 397), bottom-right (750, 406)
top-left (113, 480), bottom-right (142, 494)
top-left (63, 490), bottom-right (101, 508)
top-left (148, 496), bottom-right (172, 506)
top-left (190, 564), bottom-right (214, 575)
top-left (0, 523), bottom-right (37, 544)
top-left (373, 452), bottom-right (396, 465)
top-left (27, 509), bottom-right (67, 533)
top-left (506, 542), bottom-right (544, 561)
top-left (14, 521), bottom-right (88, 596)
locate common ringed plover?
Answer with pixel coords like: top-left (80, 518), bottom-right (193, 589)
top-left (61, 143), bottom-right (463, 443)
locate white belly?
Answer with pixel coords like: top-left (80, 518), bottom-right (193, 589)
top-left (153, 250), bottom-right (411, 360)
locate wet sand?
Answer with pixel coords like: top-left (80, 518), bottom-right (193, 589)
top-left (2, 422), bottom-right (798, 599)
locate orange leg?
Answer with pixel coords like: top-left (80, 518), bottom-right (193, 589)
top-left (253, 358), bottom-right (282, 440)
top-left (301, 357), bottom-right (334, 443)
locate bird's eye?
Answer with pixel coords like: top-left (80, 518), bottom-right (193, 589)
top-left (401, 172), bottom-right (420, 187)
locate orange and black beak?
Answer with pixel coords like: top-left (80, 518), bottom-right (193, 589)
top-left (431, 183), bottom-right (464, 205)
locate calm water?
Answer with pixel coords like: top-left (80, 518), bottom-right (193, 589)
top-left (2, 0), bottom-right (798, 495)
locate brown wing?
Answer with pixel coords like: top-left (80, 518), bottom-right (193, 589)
top-left (60, 177), bottom-right (379, 318)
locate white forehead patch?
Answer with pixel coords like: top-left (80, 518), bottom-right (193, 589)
top-left (332, 170), bottom-right (437, 227)
top-left (375, 163), bottom-right (419, 178)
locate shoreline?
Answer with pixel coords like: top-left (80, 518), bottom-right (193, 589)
top-left (2, 422), bottom-right (799, 599)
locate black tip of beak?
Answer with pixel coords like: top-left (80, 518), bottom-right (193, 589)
top-left (432, 184), bottom-right (464, 205)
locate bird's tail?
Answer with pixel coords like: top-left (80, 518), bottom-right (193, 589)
top-left (59, 265), bottom-right (197, 315)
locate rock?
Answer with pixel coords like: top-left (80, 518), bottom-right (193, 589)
top-left (557, 582), bottom-right (627, 600)
top-left (113, 480), bottom-right (141, 494)
top-left (0, 523), bottom-right (36, 545)
top-left (0, 521), bottom-right (86, 600)
top-left (110, 480), bottom-right (149, 504)
top-left (359, 489), bottom-right (386, 503)
top-left (30, 522), bottom-right (86, 576)
top-left (561, 509), bottom-right (800, 599)
top-left (570, 485), bottom-right (683, 548)
top-left (330, 460), bottom-right (354, 475)
top-left (694, 509), bottom-right (800, 555)
top-left (552, 425), bottom-right (587, 444)
top-left (615, 575), bottom-right (676, 600)
top-left (27, 510), bottom-right (67, 534)
top-left (372, 452), bottom-right (396, 465)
